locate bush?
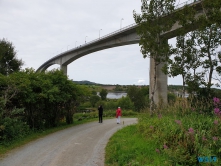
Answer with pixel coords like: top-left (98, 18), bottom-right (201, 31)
top-left (104, 99), bottom-right (118, 110)
top-left (0, 108), bottom-right (30, 142)
top-left (117, 96), bottom-right (134, 110)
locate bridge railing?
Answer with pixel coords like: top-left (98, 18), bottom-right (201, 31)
top-left (53, 0), bottom-right (201, 59)
top-left (69, 23), bottom-right (137, 51)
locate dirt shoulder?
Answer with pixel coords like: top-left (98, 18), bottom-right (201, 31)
top-left (0, 118), bottom-right (137, 166)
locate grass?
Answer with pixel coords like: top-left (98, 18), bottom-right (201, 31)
top-left (105, 124), bottom-right (168, 166)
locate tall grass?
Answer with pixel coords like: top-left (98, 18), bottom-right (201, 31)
top-left (105, 125), bottom-right (168, 166)
top-left (105, 98), bottom-right (221, 165)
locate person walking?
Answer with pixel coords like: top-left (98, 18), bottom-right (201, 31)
top-left (116, 107), bottom-right (122, 124)
top-left (98, 105), bottom-right (103, 123)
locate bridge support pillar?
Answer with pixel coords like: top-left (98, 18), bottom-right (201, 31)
top-left (149, 58), bottom-right (168, 106)
top-left (60, 65), bottom-right (67, 75)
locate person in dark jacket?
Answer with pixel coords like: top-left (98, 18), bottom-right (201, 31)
top-left (98, 105), bottom-right (103, 123)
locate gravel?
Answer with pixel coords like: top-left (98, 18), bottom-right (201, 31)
top-left (0, 118), bottom-right (137, 166)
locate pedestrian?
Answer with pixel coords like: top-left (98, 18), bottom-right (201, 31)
top-left (98, 105), bottom-right (103, 123)
top-left (116, 107), bottom-right (122, 124)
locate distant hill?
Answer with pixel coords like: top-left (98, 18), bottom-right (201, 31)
top-left (73, 80), bottom-right (101, 85)
top-left (73, 81), bottom-right (184, 90)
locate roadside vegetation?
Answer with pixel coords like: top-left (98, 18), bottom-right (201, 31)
top-left (105, 97), bottom-right (221, 165)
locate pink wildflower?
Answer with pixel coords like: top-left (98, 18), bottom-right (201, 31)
top-left (213, 97), bottom-right (220, 104)
top-left (213, 137), bottom-right (218, 141)
top-left (188, 128), bottom-right (194, 134)
top-left (156, 149), bottom-right (160, 153)
top-left (214, 108), bottom-right (220, 115)
top-left (163, 144), bottom-right (168, 149)
top-left (158, 114), bottom-right (162, 119)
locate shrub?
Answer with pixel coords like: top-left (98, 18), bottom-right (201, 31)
top-left (117, 96), bottom-right (134, 110)
top-left (0, 107), bottom-right (30, 142)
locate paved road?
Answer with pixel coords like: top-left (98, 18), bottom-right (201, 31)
top-left (0, 118), bottom-right (137, 166)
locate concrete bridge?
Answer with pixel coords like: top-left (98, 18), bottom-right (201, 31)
top-left (37, 0), bottom-right (204, 105)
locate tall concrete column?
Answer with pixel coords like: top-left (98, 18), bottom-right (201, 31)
top-left (60, 65), bottom-right (67, 75)
top-left (149, 58), bottom-right (168, 106)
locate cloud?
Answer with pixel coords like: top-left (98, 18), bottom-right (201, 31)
top-left (137, 79), bottom-right (145, 85)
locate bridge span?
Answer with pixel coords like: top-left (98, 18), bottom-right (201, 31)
top-left (37, 0), bottom-right (204, 105)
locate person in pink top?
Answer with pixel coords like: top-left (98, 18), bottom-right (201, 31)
top-left (116, 107), bottom-right (122, 124)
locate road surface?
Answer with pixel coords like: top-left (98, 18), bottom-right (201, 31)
top-left (0, 118), bottom-right (137, 166)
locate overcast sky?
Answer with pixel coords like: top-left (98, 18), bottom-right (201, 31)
top-left (1, 0), bottom-right (189, 85)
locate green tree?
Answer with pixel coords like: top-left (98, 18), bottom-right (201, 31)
top-left (196, 24), bottom-right (221, 91)
top-left (117, 96), bottom-right (134, 110)
top-left (0, 67), bottom-right (89, 133)
top-left (91, 90), bottom-right (97, 95)
top-left (105, 99), bottom-right (118, 110)
top-left (0, 39), bottom-right (23, 75)
top-left (133, 0), bottom-right (175, 113)
top-left (99, 89), bottom-right (108, 100)
top-left (167, 0), bottom-right (221, 98)
top-left (127, 86), bottom-right (147, 112)
top-left (168, 32), bottom-right (201, 97)
top-left (140, 86), bottom-right (149, 97)
top-left (114, 84), bottom-right (124, 91)
top-left (0, 74), bottom-right (30, 141)
top-left (90, 95), bottom-right (100, 107)
top-left (217, 53), bottom-right (221, 85)
top-left (7, 69), bottom-right (85, 128)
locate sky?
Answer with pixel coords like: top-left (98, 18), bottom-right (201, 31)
top-left (1, 0), bottom-right (190, 85)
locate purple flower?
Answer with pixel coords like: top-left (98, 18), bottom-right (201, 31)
top-left (188, 128), bottom-right (194, 134)
top-left (175, 120), bottom-right (181, 125)
top-left (213, 137), bottom-right (218, 141)
top-left (213, 97), bottom-right (220, 104)
top-left (214, 120), bottom-right (219, 125)
top-left (150, 126), bottom-right (154, 129)
top-left (158, 114), bottom-right (162, 119)
top-left (214, 108), bottom-right (220, 115)
top-left (156, 149), bottom-right (160, 153)
top-left (163, 144), bottom-right (168, 149)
